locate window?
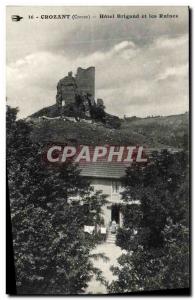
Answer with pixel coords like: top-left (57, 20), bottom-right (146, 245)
top-left (112, 181), bottom-right (120, 193)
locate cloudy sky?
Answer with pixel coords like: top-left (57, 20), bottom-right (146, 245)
top-left (6, 6), bottom-right (189, 118)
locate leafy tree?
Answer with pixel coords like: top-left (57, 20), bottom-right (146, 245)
top-left (7, 105), bottom-right (107, 294)
top-left (109, 150), bottom-right (189, 293)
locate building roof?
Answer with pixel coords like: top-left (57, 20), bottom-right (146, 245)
top-left (79, 162), bottom-right (129, 179)
top-left (78, 147), bottom-right (181, 179)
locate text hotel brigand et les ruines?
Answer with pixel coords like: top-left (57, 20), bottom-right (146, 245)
top-left (29, 13), bottom-right (179, 20)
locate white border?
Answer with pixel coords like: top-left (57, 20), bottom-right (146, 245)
top-left (1, 0), bottom-right (193, 299)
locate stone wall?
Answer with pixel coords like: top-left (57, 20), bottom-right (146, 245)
top-left (56, 67), bottom-right (95, 109)
top-left (56, 71), bottom-right (78, 108)
top-left (76, 67), bottom-right (95, 98)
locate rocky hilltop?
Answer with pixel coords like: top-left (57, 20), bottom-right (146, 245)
top-left (30, 67), bottom-right (121, 129)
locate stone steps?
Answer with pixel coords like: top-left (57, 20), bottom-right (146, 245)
top-left (106, 229), bottom-right (117, 244)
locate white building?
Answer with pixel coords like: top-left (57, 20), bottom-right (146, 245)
top-left (80, 162), bottom-right (127, 229)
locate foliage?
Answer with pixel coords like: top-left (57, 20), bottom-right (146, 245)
top-left (7, 105), bottom-right (107, 294)
top-left (90, 105), bottom-right (106, 123)
top-left (109, 150), bottom-right (189, 293)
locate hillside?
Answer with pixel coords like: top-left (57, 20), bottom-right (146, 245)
top-left (30, 103), bottom-right (121, 129)
top-left (28, 111), bottom-right (189, 149)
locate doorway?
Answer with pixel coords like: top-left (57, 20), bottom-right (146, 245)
top-left (111, 204), bottom-right (120, 224)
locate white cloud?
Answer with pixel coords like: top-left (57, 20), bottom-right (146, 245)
top-left (113, 41), bottom-right (135, 52)
top-left (156, 64), bottom-right (188, 81)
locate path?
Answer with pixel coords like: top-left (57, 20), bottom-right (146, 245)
top-left (85, 242), bottom-right (123, 294)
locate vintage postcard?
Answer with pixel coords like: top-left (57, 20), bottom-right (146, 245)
top-left (6, 6), bottom-right (190, 295)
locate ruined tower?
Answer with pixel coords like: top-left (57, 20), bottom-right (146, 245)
top-left (56, 71), bottom-right (78, 108)
top-left (56, 67), bottom-right (95, 109)
top-left (75, 67), bottom-right (95, 98)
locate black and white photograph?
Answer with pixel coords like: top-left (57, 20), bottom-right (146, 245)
top-left (6, 6), bottom-right (190, 295)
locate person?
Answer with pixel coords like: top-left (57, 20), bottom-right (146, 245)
top-left (111, 220), bottom-right (117, 234)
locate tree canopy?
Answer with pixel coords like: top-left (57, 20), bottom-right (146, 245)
top-left (109, 150), bottom-right (189, 293)
top-left (7, 105), bottom-right (107, 294)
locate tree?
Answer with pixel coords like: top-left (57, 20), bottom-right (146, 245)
top-left (109, 150), bottom-right (189, 293)
top-left (7, 105), bottom-right (107, 294)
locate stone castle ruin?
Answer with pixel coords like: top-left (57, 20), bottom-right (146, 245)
top-left (56, 67), bottom-right (105, 119)
top-left (53, 66), bottom-right (121, 128)
top-left (29, 66), bottom-right (120, 128)
top-left (76, 67), bottom-right (95, 99)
